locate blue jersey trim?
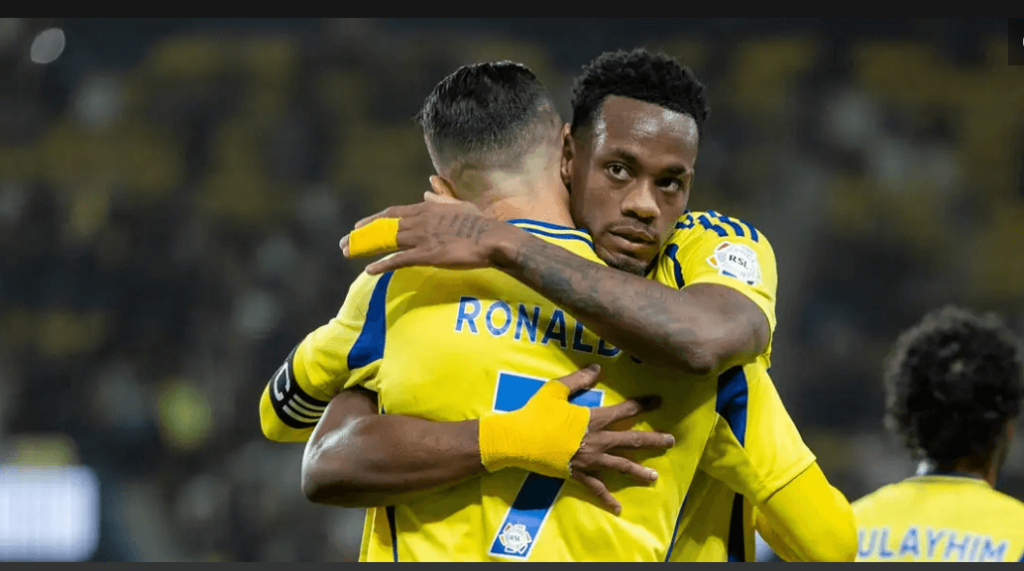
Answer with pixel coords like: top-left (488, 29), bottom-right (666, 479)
top-left (716, 366), bottom-right (749, 447)
top-left (663, 494), bottom-right (689, 561)
top-left (347, 272), bottom-right (395, 371)
top-left (508, 220), bottom-right (594, 248)
top-left (518, 227), bottom-right (594, 248)
top-left (664, 244), bottom-right (685, 289)
top-left (697, 214), bottom-right (729, 237)
top-left (506, 218), bottom-right (591, 235)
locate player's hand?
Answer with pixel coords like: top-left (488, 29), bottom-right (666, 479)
top-left (339, 183), bottom-right (524, 275)
top-left (554, 365), bottom-right (675, 516)
top-left (421, 176), bottom-right (482, 209)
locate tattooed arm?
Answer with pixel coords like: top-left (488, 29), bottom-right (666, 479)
top-left (490, 230), bottom-right (769, 376)
top-left (346, 203), bottom-right (769, 377)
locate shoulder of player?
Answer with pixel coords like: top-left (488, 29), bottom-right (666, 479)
top-left (670, 210), bottom-right (770, 247)
top-left (344, 264), bottom-right (440, 310)
top-left (982, 485), bottom-right (1024, 515)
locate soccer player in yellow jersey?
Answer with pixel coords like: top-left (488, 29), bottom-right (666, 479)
top-left (266, 60), bottom-right (728, 562)
top-left (333, 50), bottom-right (855, 562)
top-left (852, 306), bottom-right (1024, 562)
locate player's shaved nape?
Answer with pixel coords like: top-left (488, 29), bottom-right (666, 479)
top-left (415, 60), bottom-right (563, 198)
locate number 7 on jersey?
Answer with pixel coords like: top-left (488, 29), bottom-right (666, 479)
top-left (488, 371), bottom-right (604, 560)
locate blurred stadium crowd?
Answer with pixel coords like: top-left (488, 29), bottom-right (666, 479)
top-left (0, 18), bottom-right (1020, 561)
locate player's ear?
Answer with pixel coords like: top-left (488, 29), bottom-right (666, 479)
top-left (429, 175), bottom-right (458, 199)
top-left (559, 123), bottom-right (574, 191)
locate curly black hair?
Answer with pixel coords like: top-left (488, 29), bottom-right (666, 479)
top-left (415, 61), bottom-right (559, 170)
top-left (884, 305), bottom-right (1024, 471)
top-left (570, 48), bottom-right (710, 142)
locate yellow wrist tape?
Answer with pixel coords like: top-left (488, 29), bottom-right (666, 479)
top-left (348, 218), bottom-right (400, 257)
top-left (478, 381), bottom-right (590, 480)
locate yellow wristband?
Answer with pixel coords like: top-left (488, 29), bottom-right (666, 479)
top-left (348, 218), bottom-right (400, 257)
top-left (478, 381), bottom-right (589, 480)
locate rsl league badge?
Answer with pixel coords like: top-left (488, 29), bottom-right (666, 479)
top-left (707, 242), bottom-right (762, 286)
top-left (498, 522), bottom-right (533, 555)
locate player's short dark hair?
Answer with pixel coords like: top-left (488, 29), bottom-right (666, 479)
top-left (415, 61), bottom-right (560, 170)
top-left (883, 306), bottom-right (1024, 470)
top-left (570, 48), bottom-right (710, 142)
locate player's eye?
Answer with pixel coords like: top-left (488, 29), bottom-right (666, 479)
top-left (606, 164), bottom-right (631, 181)
top-left (658, 178), bottom-right (683, 192)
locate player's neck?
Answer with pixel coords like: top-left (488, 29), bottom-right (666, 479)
top-left (460, 165), bottom-right (574, 227)
top-left (477, 193), bottom-right (573, 227)
top-left (919, 458), bottom-right (996, 486)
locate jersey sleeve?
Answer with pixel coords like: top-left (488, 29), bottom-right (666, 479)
top-left (753, 463), bottom-right (857, 562)
top-left (259, 270), bottom-right (395, 442)
top-left (697, 365), bottom-right (816, 506)
top-left (659, 211), bottom-right (778, 340)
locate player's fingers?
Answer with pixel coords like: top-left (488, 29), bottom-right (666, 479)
top-left (364, 250), bottom-right (431, 275)
top-left (393, 222), bottom-right (433, 251)
top-left (597, 453), bottom-right (659, 484)
top-left (552, 364), bottom-right (602, 397)
top-left (588, 401), bottom-right (639, 431)
top-left (589, 395), bottom-right (661, 429)
top-left (572, 471), bottom-right (621, 516)
top-left (339, 234), bottom-right (350, 257)
top-left (354, 204), bottom-right (423, 230)
top-left (423, 191), bottom-right (461, 205)
top-left (353, 209), bottom-right (389, 230)
top-left (605, 430), bottom-right (676, 451)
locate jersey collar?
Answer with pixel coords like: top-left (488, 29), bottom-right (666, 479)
top-left (506, 219), bottom-right (594, 248)
top-left (909, 461), bottom-right (992, 487)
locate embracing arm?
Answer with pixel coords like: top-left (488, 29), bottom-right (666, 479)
top-left (301, 387), bottom-right (485, 508)
top-left (346, 204), bottom-right (769, 378)
top-left (300, 366), bottom-right (671, 511)
top-left (492, 230), bottom-right (768, 376)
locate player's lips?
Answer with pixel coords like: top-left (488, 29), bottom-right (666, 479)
top-left (607, 226), bottom-right (657, 245)
top-left (605, 229), bottom-right (658, 258)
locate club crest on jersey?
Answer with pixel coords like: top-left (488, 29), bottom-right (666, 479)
top-left (498, 523), bottom-right (533, 555)
top-left (707, 241), bottom-right (761, 286)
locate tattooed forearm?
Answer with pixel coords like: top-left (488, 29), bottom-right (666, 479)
top-left (498, 236), bottom-right (736, 375)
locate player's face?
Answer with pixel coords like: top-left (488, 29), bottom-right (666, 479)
top-left (563, 96), bottom-right (698, 276)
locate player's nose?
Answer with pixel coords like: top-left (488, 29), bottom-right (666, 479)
top-left (620, 182), bottom-right (659, 222)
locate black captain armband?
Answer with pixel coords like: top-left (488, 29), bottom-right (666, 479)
top-left (269, 349), bottom-right (330, 429)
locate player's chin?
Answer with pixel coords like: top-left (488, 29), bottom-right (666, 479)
top-left (600, 246), bottom-right (652, 277)
top-left (595, 234), bottom-right (656, 275)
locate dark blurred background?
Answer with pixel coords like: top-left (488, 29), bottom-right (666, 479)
top-left (0, 18), bottom-right (1020, 562)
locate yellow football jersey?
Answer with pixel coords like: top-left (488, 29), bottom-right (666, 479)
top-left (259, 213), bottom-right (807, 562)
top-left (652, 210), bottom-right (816, 563)
top-left (664, 369), bottom-right (815, 562)
top-left (654, 210), bottom-right (778, 369)
top-left (853, 473), bottom-right (1024, 562)
top-left (262, 219), bottom-right (723, 562)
